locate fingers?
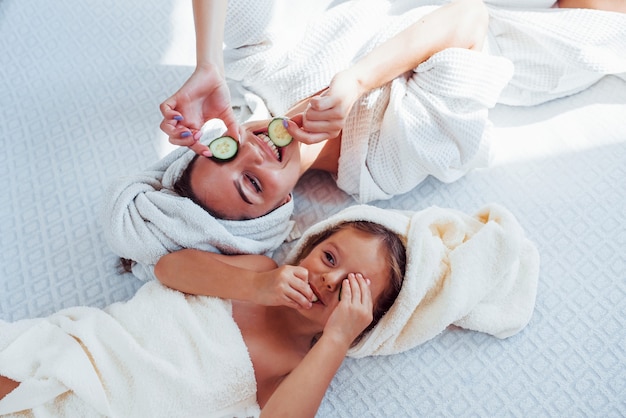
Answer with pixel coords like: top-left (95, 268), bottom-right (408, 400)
top-left (159, 99), bottom-right (181, 120)
top-left (159, 100), bottom-right (195, 143)
top-left (189, 140), bottom-right (213, 158)
top-left (159, 117), bottom-right (193, 143)
top-left (284, 117), bottom-right (331, 145)
top-left (341, 273), bottom-right (372, 306)
top-left (279, 266), bottom-right (313, 310)
top-left (221, 109), bottom-right (240, 141)
top-left (305, 101), bottom-right (343, 121)
top-left (308, 92), bottom-right (333, 112)
top-left (159, 103), bottom-right (214, 157)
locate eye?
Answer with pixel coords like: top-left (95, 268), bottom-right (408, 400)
top-left (323, 251), bottom-right (336, 266)
top-left (245, 174), bottom-right (262, 193)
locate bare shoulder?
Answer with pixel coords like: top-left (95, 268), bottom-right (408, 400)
top-left (233, 303), bottom-right (308, 407)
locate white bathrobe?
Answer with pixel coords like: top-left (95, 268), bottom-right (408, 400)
top-left (223, 0), bottom-right (626, 202)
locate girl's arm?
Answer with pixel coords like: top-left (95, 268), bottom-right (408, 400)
top-left (260, 274), bottom-right (372, 417)
top-left (290, 0), bottom-right (489, 143)
top-left (154, 250), bottom-right (315, 309)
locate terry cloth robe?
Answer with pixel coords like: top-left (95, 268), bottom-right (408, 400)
top-left (101, 130), bottom-right (296, 281)
top-left (222, 0), bottom-right (626, 202)
top-left (0, 282), bottom-right (260, 417)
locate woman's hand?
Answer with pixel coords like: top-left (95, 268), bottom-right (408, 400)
top-left (324, 273), bottom-right (373, 347)
top-left (159, 63), bottom-right (239, 156)
top-left (286, 70), bottom-right (363, 145)
top-left (253, 265), bottom-right (315, 310)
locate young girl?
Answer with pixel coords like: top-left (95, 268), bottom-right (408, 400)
top-left (0, 203), bottom-right (539, 416)
top-left (0, 217), bottom-right (406, 416)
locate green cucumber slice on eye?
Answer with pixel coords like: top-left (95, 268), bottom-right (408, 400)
top-left (208, 136), bottom-right (238, 161)
top-left (267, 117), bottom-right (293, 147)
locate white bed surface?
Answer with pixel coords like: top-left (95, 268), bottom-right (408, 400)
top-left (1, 0), bottom-right (625, 416)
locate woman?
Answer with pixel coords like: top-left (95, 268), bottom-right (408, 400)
top-left (105, 0), bottom-right (625, 281)
top-left (161, 0), bottom-right (626, 203)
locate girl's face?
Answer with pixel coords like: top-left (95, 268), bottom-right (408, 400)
top-left (189, 121), bottom-right (302, 220)
top-left (298, 227), bottom-right (391, 326)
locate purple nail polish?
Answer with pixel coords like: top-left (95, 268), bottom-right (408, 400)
top-left (181, 131), bottom-right (191, 138)
top-left (174, 115), bottom-right (183, 121)
top-left (282, 119), bottom-right (289, 128)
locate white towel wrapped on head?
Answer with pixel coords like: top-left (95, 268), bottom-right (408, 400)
top-left (286, 203), bottom-right (540, 357)
top-left (101, 131), bottom-right (295, 281)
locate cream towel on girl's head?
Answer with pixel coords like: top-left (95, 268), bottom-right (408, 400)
top-left (287, 203), bottom-right (540, 358)
top-left (101, 127), bottom-right (295, 282)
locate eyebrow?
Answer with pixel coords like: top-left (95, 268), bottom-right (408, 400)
top-left (233, 179), bottom-right (253, 205)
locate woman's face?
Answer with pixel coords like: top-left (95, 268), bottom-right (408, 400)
top-left (189, 121), bottom-right (302, 220)
top-left (298, 227), bottom-right (391, 326)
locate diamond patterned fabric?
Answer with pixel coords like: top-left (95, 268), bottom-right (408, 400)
top-left (0, 0), bottom-right (624, 416)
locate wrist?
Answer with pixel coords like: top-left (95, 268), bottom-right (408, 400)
top-left (341, 66), bottom-right (372, 97)
top-left (319, 330), bottom-right (353, 352)
top-left (195, 61), bottom-right (225, 78)
top-left (243, 270), bottom-right (263, 303)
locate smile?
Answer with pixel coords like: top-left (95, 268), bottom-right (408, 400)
top-left (255, 132), bottom-right (282, 162)
top-left (310, 284), bottom-right (325, 305)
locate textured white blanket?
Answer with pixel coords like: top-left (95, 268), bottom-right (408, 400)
top-left (0, 282), bottom-right (260, 417)
top-left (101, 133), bottom-right (295, 281)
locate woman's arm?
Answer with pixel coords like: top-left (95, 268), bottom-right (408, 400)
top-left (290, 0), bottom-right (489, 143)
top-left (192, 0), bottom-right (228, 73)
top-left (154, 250), bottom-right (315, 309)
top-left (159, 0), bottom-right (239, 155)
top-left (342, 0), bottom-right (488, 95)
top-left (260, 274), bottom-right (373, 417)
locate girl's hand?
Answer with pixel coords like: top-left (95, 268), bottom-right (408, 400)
top-left (324, 273), bottom-right (373, 347)
top-left (286, 70), bottom-right (363, 145)
top-left (253, 265), bottom-right (316, 310)
top-left (159, 63), bottom-right (239, 156)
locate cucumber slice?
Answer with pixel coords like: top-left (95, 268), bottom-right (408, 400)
top-left (208, 136), bottom-right (238, 161)
top-left (267, 117), bottom-right (293, 147)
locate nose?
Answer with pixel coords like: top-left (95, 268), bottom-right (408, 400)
top-left (242, 135), bottom-right (264, 165)
top-left (321, 272), bottom-right (344, 292)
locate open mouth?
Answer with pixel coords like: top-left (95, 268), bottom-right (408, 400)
top-left (310, 284), bottom-right (324, 305)
top-left (256, 132), bottom-right (282, 162)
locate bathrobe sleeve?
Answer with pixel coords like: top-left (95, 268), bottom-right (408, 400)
top-left (337, 47), bottom-right (514, 203)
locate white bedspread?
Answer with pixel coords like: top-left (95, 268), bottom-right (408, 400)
top-left (0, 0), bottom-right (624, 417)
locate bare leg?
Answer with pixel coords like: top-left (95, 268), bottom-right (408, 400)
top-left (0, 375), bottom-right (19, 399)
top-left (558, 0), bottom-right (626, 12)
